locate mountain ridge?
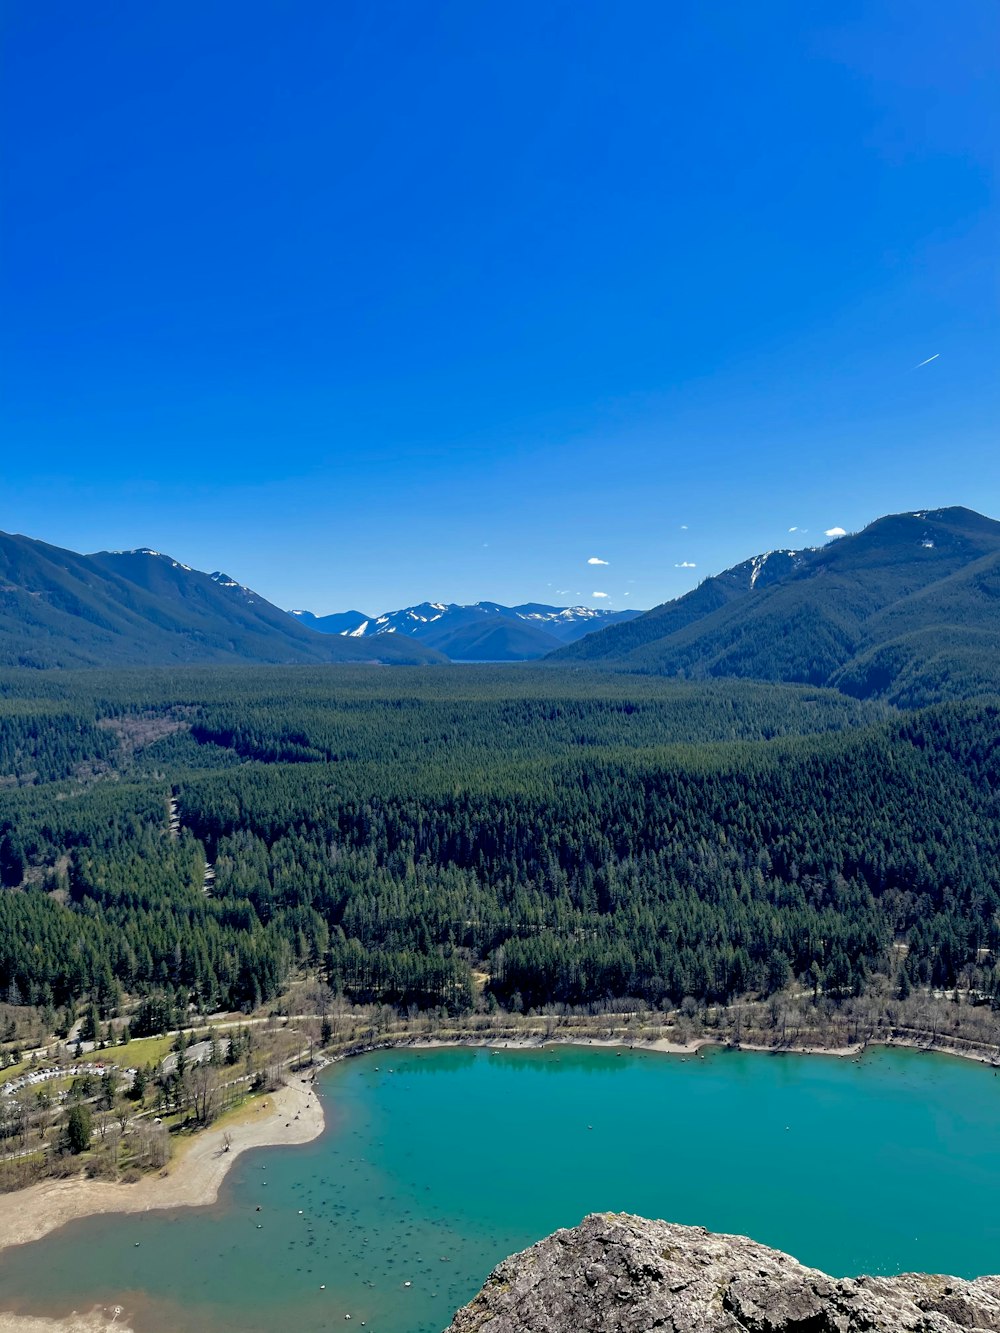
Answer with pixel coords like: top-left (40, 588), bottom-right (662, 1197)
top-left (0, 533), bottom-right (444, 668)
top-left (550, 506), bottom-right (1000, 704)
top-left (290, 600), bottom-right (643, 661)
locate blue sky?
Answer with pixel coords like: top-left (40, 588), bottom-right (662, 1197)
top-left (2, 2), bottom-right (997, 615)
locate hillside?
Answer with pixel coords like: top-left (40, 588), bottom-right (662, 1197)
top-left (551, 507), bottom-right (1000, 704)
top-left (0, 533), bottom-right (442, 668)
top-left (7, 665), bottom-right (1000, 1016)
top-left (290, 600), bottom-right (642, 660)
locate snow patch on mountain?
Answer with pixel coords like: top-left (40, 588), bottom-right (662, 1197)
top-left (108, 548), bottom-right (193, 572)
top-left (210, 571), bottom-right (258, 605)
top-left (287, 599), bottom-right (646, 659)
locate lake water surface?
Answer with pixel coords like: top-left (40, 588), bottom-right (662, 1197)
top-left (0, 1045), bottom-right (997, 1332)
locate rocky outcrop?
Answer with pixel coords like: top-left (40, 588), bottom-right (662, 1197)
top-left (445, 1213), bottom-right (1000, 1332)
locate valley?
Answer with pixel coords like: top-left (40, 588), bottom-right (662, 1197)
top-left (2, 511), bottom-right (1000, 1331)
top-left (6, 5), bottom-right (993, 1327)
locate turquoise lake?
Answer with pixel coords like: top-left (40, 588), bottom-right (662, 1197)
top-left (0, 1045), bottom-right (998, 1332)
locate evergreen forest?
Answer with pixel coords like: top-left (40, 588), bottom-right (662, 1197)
top-left (1, 665), bottom-right (998, 1024)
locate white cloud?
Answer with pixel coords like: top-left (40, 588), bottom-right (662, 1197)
top-left (675, 561), bottom-right (697, 569)
top-left (587, 556), bottom-right (609, 566)
top-left (914, 353), bottom-right (939, 369)
top-left (592, 590), bottom-right (609, 599)
top-left (788, 526), bottom-right (798, 532)
top-left (555, 589), bottom-right (570, 595)
top-left (680, 524), bottom-right (689, 530)
top-left (825, 526), bottom-right (847, 537)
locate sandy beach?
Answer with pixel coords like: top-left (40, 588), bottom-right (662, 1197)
top-left (0, 1077), bottom-right (324, 1333)
top-left (400, 1032), bottom-right (952, 1061)
top-left (0, 1314), bottom-right (128, 1333)
top-left (406, 1034), bottom-right (712, 1056)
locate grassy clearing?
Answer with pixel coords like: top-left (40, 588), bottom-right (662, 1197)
top-left (0, 1060), bottom-right (30, 1087)
top-left (113, 1034), bottom-right (174, 1069)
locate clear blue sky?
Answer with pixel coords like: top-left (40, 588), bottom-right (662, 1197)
top-left (2, 2), bottom-right (997, 615)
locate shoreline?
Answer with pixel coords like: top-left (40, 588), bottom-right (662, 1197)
top-left (1, 1030), bottom-right (994, 1253)
top-left (0, 1316), bottom-right (128, 1333)
top-left (364, 1028), bottom-right (1000, 1067)
top-left (0, 1029), bottom-right (996, 1333)
top-left (0, 1076), bottom-right (323, 1333)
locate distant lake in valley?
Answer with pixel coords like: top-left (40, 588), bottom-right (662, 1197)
top-left (0, 1045), bottom-right (998, 1333)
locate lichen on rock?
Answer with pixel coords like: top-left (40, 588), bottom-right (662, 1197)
top-left (444, 1213), bottom-right (1000, 1332)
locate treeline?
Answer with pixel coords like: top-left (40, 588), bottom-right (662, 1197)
top-left (0, 667), bottom-right (997, 1019)
top-left (174, 705), bottom-right (1000, 1010)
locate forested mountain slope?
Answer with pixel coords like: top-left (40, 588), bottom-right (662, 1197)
top-left (0, 532), bottom-right (442, 667)
top-left (551, 507), bottom-right (1000, 704)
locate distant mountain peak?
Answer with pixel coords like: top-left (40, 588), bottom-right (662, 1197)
top-left (105, 547), bottom-right (193, 572)
top-left (290, 599), bottom-right (645, 660)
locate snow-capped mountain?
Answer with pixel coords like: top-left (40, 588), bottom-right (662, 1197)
top-left (289, 608), bottom-right (371, 636)
top-left (289, 601), bottom-right (644, 661)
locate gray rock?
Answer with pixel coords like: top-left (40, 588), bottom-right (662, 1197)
top-left (444, 1213), bottom-right (1000, 1333)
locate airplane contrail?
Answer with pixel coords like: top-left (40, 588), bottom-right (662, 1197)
top-left (914, 353), bottom-right (939, 369)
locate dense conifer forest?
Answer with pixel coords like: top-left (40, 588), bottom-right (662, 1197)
top-left (0, 665), bottom-right (997, 1024)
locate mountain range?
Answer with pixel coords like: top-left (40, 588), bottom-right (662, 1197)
top-left (0, 534), bottom-right (444, 668)
top-left (553, 506), bottom-right (1000, 705)
top-left (289, 602), bottom-right (642, 661)
top-left (0, 507), bottom-right (998, 696)
top-left (0, 530), bottom-right (635, 669)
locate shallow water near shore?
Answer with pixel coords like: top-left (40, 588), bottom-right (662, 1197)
top-left (0, 1044), bottom-right (998, 1332)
